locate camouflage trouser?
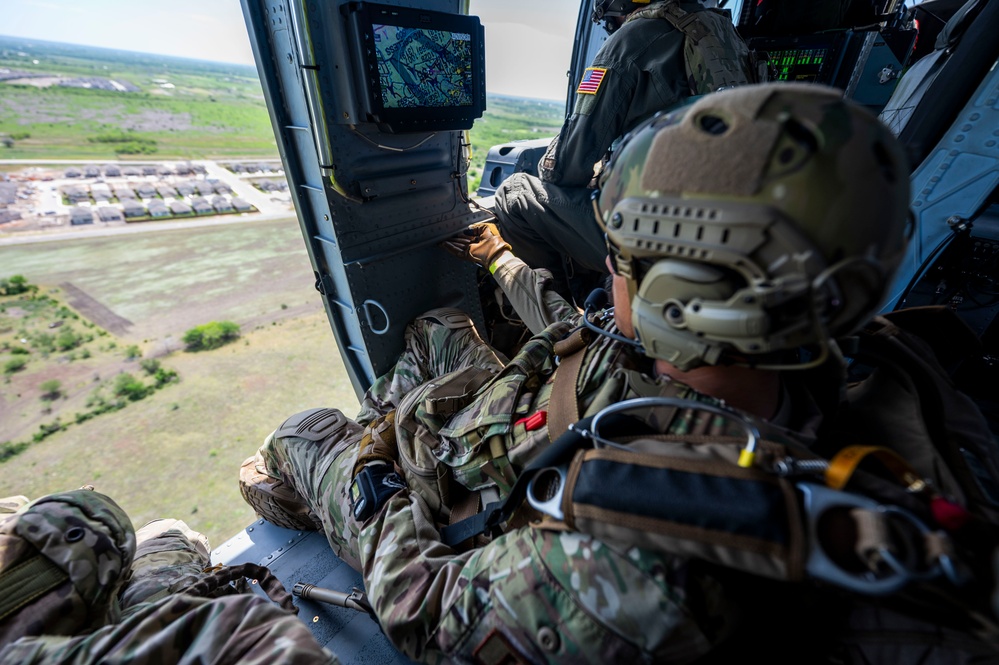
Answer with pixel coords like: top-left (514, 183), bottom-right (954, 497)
top-left (257, 309), bottom-right (505, 570)
top-left (0, 489), bottom-right (336, 665)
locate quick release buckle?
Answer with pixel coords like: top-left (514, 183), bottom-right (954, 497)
top-left (350, 463), bottom-right (406, 523)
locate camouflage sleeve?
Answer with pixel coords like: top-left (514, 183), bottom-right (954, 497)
top-left (539, 59), bottom-right (638, 187)
top-left (359, 491), bottom-right (718, 663)
top-left (118, 517), bottom-right (211, 612)
top-left (0, 593), bottom-right (339, 665)
top-left (490, 252), bottom-right (581, 334)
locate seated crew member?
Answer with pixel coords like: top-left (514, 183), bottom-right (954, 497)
top-left (491, 0), bottom-right (755, 302)
top-left (0, 487), bottom-right (335, 664)
top-left (239, 84), bottom-right (997, 663)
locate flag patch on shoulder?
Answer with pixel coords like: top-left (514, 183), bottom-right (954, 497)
top-left (577, 67), bottom-right (607, 95)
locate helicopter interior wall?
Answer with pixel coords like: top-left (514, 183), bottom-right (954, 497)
top-left (243, 0), bottom-right (492, 397)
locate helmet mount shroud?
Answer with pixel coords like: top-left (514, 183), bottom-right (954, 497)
top-left (594, 83), bottom-right (912, 371)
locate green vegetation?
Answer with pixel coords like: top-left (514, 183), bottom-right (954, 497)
top-left (182, 321), bottom-right (241, 351)
top-left (0, 275), bottom-right (36, 296)
top-left (0, 276), bottom-right (180, 462)
top-left (3, 357), bottom-right (27, 375)
top-left (89, 130), bottom-right (158, 155)
top-left (114, 372), bottom-right (150, 401)
top-left (40, 379), bottom-right (62, 401)
top-left (466, 95), bottom-right (563, 192)
top-left (0, 37), bottom-right (277, 160)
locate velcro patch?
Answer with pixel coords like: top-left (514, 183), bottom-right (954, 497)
top-left (576, 67), bottom-right (607, 95)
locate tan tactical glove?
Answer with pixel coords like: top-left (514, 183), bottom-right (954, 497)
top-left (441, 222), bottom-right (512, 271)
top-left (351, 411), bottom-right (399, 478)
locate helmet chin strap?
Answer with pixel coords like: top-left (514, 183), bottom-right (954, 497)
top-left (581, 289), bottom-right (646, 352)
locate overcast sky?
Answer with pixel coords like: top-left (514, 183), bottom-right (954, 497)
top-left (1, 0), bottom-right (581, 101)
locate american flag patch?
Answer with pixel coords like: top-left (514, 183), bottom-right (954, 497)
top-left (577, 67), bottom-right (607, 95)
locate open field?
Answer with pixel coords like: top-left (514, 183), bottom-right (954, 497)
top-left (0, 217), bottom-right (359, 545)
top-left (0, 37), bottom-right (563, 190)
top-left (465, 95), bottom-right (564, 191)
top-left (0, 35), bottom-right (277, 160)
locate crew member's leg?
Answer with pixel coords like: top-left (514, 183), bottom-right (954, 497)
top-left (355, 308), bottom-right (506, 425)
top-left (242, 309), bottom-right (504, 570)
top-left (0, 593), bottom-right (338, 665)
top-left (493, 173), bottom-right (608, 294)
top-left (118, 518), bottom-right (211, 612)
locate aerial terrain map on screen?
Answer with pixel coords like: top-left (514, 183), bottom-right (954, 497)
top-left (373, 24), bottom-right (472, 108)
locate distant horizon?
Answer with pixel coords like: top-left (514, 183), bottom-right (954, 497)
top-left (3, 0), bottom-right (578, 102)
top-left (0, 34), bottom-right (258, 72)
top-left (0, 33), bottom-right (568, 104)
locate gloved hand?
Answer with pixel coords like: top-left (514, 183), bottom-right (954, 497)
top-left (441, 222), bottom-right (512, 270)
top-left (352, 412), bottom-right (398, 478)
top-left (350, 412), bottom-right (406, 523)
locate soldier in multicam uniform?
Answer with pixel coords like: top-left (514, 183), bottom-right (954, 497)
top-left (237, 83), bottom-right (964, 663)
top-left (0, 488), bottom-right (336, 664)
top-left (492, 0), bottom-right (757, 299)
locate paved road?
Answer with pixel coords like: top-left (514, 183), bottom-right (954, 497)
top-left (0, 211), bottom-right (297, 246)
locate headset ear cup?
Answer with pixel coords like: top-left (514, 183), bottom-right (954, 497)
top-left (633, 260), bottom-right (737, 370)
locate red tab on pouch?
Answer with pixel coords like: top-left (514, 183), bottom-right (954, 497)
top-left (515, 411), bottom-right (548, 432)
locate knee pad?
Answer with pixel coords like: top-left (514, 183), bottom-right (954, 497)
top-left (416, 308), bottom-right (474, 330)
top-left (275, 408), bottom-right (352, 442)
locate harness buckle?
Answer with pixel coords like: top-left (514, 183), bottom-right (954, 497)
top-left (798, 482), bottom-right (965, 595)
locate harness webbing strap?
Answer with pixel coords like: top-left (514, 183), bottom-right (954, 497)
top-left (547, 329), bottom-right (591, 443)
top-left (0, 552), bottom-right (69, 622)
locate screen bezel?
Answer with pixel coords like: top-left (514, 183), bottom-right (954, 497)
top-left (344, 2), bottom-right (486, 133)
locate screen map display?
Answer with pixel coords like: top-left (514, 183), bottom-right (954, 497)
top-left (373, 24), bottom-right (473, 109)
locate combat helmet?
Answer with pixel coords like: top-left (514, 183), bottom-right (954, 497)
top-left (592, 0), bottom-right (719, 32)
top-left (593, 82), bottom-right (912, 371)
top-left (591, 0), bottom-right (649, 32)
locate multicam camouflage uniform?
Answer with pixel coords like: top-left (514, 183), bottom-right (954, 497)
top-left (493, 0), bottom-right (755, 279)
top-left (0, 489), bottom-right (336, 665)
top-left (252, 255), bottom-right (820, 664)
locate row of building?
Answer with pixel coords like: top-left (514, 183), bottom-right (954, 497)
top-left (69, 195), bottom-right (255, 225)
top-left (222, 161), bottom-right (283, 175)
top-left (62, 180), bottom-right (233, 204)
top-left (63, 162), bottom-right (208, 179)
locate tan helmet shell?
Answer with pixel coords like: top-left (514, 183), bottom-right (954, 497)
top-left (595, 83), bottom-right (911, 370)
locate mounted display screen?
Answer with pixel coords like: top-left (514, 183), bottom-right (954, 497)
top-left (344, 2), bottom-right (486, 133)
top-left (747, 33), bottom-right (849, 84)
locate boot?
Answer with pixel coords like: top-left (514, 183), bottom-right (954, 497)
top-left (239, 453), bottom-right (322, 532)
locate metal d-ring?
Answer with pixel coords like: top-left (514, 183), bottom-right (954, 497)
top-left (526, 465), bottom-right (568, 520)
top-left (361, 299), bottom-right (390, 335)
top-left (587, 396), bottom-right (760, 455)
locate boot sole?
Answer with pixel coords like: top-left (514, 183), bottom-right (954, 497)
top-left (239, 455), bottom-right (322, 532)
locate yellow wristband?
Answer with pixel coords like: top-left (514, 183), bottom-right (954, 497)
top-left (488, 251), bottom-right (513, 275)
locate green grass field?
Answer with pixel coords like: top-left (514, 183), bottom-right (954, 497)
top-left (0, 218), bottom-right (358, 546)
top-left (0, 37), bottom-right (563, 183)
